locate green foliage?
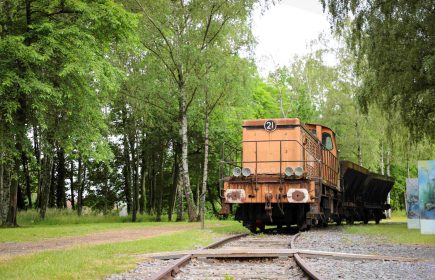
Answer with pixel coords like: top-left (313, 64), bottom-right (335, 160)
top-left (321, 0), bottom-right (435, 139)
top-left (0, 0), bottom-right (138, 158)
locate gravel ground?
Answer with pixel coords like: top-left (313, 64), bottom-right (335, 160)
top-left (107, 227), bottom-right (435, 280)
top-left (105, 258), bottom-right (172, 280)
top-left (295, 227), bottom-right (435, 280)
top-left (174, 258), bottom-right (307, 280)
top-left (220, 235), bottom-right (293, 249)
top-left (295, 227), bottom-right (435, 259)
top-left (304, 257), bottom-right (434, 280)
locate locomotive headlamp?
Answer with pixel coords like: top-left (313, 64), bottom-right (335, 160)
top-left (294, 166), bottom-right (304, 177)
top-left (242, 167), bottom-right (251, 177)
top-left (284, 167), bottom-right (294, 177)
top-left (233, 167), bottom-right (242, 177)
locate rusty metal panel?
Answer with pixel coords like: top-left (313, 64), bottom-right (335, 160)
top-left (242, 119), bottom-right (303, 174)
top-left (223, 179), bottom-right (314, 204)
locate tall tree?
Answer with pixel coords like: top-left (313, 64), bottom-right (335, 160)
top-left (321, 0), bottom-right (435, 139)
top-left (130, 0), bottom-right (255, 221)
top-left (0, 0), bottom-right (137, 224)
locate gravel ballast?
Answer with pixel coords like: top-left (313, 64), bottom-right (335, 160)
top-left (295, 226), bottom-right (435, 280)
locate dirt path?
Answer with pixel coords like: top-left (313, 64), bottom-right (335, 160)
top-left (0, 223), bottom-right (198, 260)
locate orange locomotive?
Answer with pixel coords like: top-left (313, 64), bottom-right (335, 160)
top-left (219, 118), bottom-right (393, 232)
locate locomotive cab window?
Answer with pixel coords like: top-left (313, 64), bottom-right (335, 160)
top-left (322, 132), bottom-right (333, 150)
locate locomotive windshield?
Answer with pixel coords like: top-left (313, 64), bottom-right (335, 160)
top-left (322, 132), bottom-right (333, 150)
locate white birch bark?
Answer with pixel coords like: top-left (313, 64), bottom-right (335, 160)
top-left (200, 111), bottom-right (209, 229)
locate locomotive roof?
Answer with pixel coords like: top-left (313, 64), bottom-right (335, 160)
top-left (242, 118), bottom-right (301, 126)
top-left (242, 118), bottom-right (336, 135)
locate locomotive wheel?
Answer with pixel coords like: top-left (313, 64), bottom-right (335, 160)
top-left (335, 217), bottom-right (342, 225)
top-left (259, 224), bottom-right (265, 233)
top-left (249, 223), bottom-right (257, 234)
top-left (375, 216), bottom-right (381, 224)
top-left (346, 217), bottom-right (354, 225)
top-left (297, 205), bottom-right (309, 230)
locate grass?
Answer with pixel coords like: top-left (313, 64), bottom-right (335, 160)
top-left (1, 209), bottom-right (187, 243)
top-left (382, 210), bottom-right (407, 223)
top-left (1, 210), bottom-right (248, 243)
top-left (345, 211), bottom-right (435, 245)
top-left (0, 210), bottom-right (247, 280)
top-left (16, 208), bottom-right (174, 226)
top-left (0, 228), bottom-right (240, 280)
top-left (0, 222), bottom-right (187, 243)
top-left (344, 223), bottom-right (435, 245)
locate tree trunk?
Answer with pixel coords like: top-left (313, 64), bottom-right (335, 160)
top-left (279, 89), bottom-right (286, 118)
top-left (70, 160), bottom-right (74, 209)
top-left (5, 159), bottom-right (20, 227)
top-left (128, 129), bottom-right (138, 222)
top-left (156, 145), bottom-right (164, 222)
top-left (34, 125), bottom-right (42, 209)
top-left (139, 134), bottom-right (147, 215)
top-left (77, 158), bottom-right (83, 216)
top-left (206, 183), bottom-right (219, 216)
top-left (196, 169), bottom-right (200, 216)
top-left (0, 166), bottom-right (11, 226)
top-left (103, 166), bottom-right (109, 215)
top-left (406, 131), bottom-right (410, 178)
top-left (39, 155), bottom-right (54, 219)
top-left (17, 183), bottom-right (25, 210)
top-left (56, 148), bottom-right (66, 208)
top-left (152, 165), bottom-right (157, 214)
top-left (386, 146), bottom-right (391, 218)
top-left (175, 169), bottom-right (184, 222)
top-left (0, 162), bottom-right (6, 225)
top-left (200, 111), bottom-right (209, 229)
top-left (168, 146), bottom-right (179, 222)
top-left (355, 111), bottom-right (362, 166)
top-left (122, 136), bottom-right (132, 215)
top-left (21, 152), bottom-right (32, 208)
top-left (380, 141), bottom-right (385, 175)
top-left (48, 160), bottom-right (56, 208)
top-left (179, 91), bottom-right (197, 221)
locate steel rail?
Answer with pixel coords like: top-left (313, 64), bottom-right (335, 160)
top-left (149, 233), bottom-right (247, 280)
top-left (290, 233), bottom-right (325, 280)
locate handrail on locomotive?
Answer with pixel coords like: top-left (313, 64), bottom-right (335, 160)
top-left (219, 139), bottom-right (338, 186)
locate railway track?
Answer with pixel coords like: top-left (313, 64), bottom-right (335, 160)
top-left (151, 233), bottom-right (309, 280)
top-left (146, 229), bottom-right (426, 280)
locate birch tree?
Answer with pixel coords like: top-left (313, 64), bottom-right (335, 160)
top-left (131, 0), bottom-right (255, 221)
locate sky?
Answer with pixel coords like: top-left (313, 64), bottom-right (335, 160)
top-left (252, 0), bottom-right (334, 76)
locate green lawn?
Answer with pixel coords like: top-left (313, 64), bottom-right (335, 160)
top-left (0, 213), bottom-right (247, 280)
top-left (345, 211), bottom-right (435, 245)
top-left (0, 226), bottom-right (246, 280)
top-left (0, 222), bottom-right (190, 243)
top-left (382, 210), bottom-right (407, 223)
top-left (2, 209), bottom-right (191, 243)
top-left (2, 210), bottom-right (192, 243)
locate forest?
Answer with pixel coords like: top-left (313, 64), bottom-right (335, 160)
top-left (0, 0), bottom-right (434, 227)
